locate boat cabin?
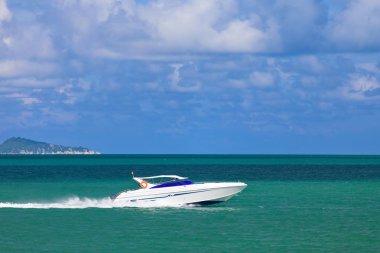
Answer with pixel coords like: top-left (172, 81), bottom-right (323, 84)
top-left (132, 174), bottom-right (193, 189)
top-left (151, 180), bottom-right (193, 189)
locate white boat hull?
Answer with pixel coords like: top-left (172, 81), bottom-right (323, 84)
top-left (112, 182), bottom-right (247, 206)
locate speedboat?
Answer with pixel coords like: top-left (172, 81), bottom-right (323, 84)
top-left (111, 173), bottom-right (247, 206)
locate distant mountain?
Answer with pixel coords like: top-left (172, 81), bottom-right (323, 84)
top-left (0, 137), bottom-right (100, 154)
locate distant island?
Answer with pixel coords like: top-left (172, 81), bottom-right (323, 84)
top-left (0, 137), bottom-right (100, 154)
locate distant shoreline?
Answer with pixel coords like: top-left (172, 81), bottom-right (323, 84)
top-left (0, 152), bottom-right (99, 155)
top-left (0, 137), bottom-right (100, 155)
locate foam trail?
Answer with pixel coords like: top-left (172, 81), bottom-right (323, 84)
top-left (0, 197), bottom-right (186, 209)
top-left (0, 197), bottom-right (114, 209)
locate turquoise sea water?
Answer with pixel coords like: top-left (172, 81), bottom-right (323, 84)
top-left (0, 155), bottom-right (379, 252)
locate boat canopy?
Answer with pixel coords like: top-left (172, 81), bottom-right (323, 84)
top-left (131, 173), bottom-right (190, 188)
top-left (137, 175), bottom-right (187, 180)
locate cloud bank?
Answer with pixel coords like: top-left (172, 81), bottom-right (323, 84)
top-left (0, 0), bottom-right (380, 152)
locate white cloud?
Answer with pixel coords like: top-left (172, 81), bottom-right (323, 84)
top-left (228, 79), bottom-right (247, 89)
top-left (141, 0), bottom-right (270, 53)
top-left (0, 0), bottom-right (11, 22)
top-left (0, 78), bottom-right (59, 88)
top-left (298, 56), bottom-right (324, 73)
top-left (249, 71), bottom-right (274, 88)
top-left (351, 76), bottom-right (379, 92)
top-left (169, 64), bottom-right (201, 93)
top-left (3, 0), bottom-right (380, 64)
top-left (339, 75), bottom-right (380, 100)
top-left (4, 92), bottom-right (41, 105)
top-left (329, 0), bottom-right (380, 50)
top-left (356, 63), bottom-right (380, 73)
top-left (0, 60), bottom-right (58, 78)
top-left (169, 64), bottom-right (182, 87)
top-left (0, 1), bottom-right (57, 87)
top-left (21, 97), bottom-right (40, 105)
top-left (0, 21), bottom-right (57, 60)
top-left (56, 79), bottom-right (93, 105)
top-left (203, 20), bottom-right (266, 52)
top-left (56, 0), bottom-right (278, 58)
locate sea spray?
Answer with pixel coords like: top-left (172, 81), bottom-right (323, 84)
top-left (0, 196), bottom-right (186, 209)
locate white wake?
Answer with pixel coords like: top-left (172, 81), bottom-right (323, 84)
top-left (0, 197), bottom-right (184, 209)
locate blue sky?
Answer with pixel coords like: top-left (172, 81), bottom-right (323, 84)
top-left (0, 0), bottom-right (380, 154)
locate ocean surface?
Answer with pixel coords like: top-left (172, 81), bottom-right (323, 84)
top-left (0, 155), bottom-right (379, 252)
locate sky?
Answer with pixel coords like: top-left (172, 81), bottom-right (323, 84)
top-left (0, 0), bottom-right (380, 154)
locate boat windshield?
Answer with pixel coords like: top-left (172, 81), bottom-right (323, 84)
top-left (151, 180), bottom-right (193, 189)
